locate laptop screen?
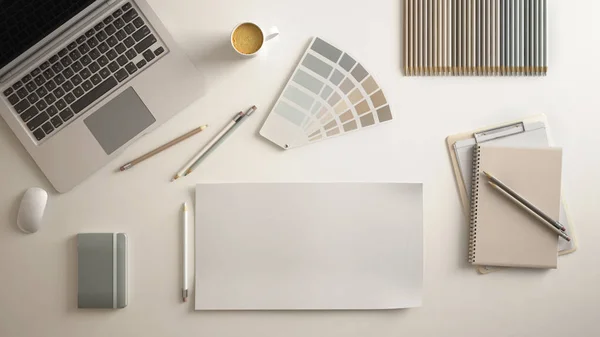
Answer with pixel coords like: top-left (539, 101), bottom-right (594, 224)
top-left (0, 0), bottom-right (97, 70)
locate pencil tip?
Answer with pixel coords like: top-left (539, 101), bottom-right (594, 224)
top-left (172, 175), bottom-right (179, 182)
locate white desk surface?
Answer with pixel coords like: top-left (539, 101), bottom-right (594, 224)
top-left (1, 0), bottom-right (599, 336)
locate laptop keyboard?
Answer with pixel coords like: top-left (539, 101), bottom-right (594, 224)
top-left (1, 2), bottom-right (167, 143)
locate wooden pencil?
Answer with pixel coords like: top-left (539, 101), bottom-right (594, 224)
top-left (410, 0), bottom-right (414, 75)
top-left (119, 124), bottom-right (208, 171)
top-left (533, 0), bottom-right (539, 75)
top-left (444, 0), bottom-right (448, 74)
top-left (476, 0), bottom-right (480, 75)
top-left (418, 0), bottom-right (423, 75)
top-left (542, 0), bottom-right (547, 75)
top-left (517, 0), bottom-right (521, 75)
top-left (405, 0), bottom-right (408, 74)
top-left (539, 0), bottom-right (543, 75)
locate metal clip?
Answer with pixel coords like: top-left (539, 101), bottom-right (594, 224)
top-left (474, 122), bottom-right (525, 143)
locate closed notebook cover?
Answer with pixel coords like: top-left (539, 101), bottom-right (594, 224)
top-left (77, 233), bottom-right (128, 308)
top-left (469, 146), bottom-right (562, 268)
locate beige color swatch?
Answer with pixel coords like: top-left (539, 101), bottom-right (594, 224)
top-left (376, 105), bottom-right (392, 121)
top-left (360, 113), bottom-right (375, 127)
top-left (370, 90), bottom-right (387, 108)
top-left (361, 76), bottom-right (379, 94)
top-left (328, 92), bottom-right (341, 106)
top-left (340, 110), bottom-right (353, 123)
top-left (343, 120), bottom-right (357, 132)
top-left (323, 119), bottom-right (337, 131)
top-left (316, 107), bottom-right (328, 119)
top-left (326, 127), bottom-right (340, 136)
top-left (334, 100), bottom-right (348, 114)
top-left (355, 100), bottom-right (370, 115)
top-left (348, 88), bottom-right (363, 104)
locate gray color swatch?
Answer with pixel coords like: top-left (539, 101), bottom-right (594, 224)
top-left (84, 88), bottom-right (156, 155)
top-left (302, 54), bottom-right (333, 79)
top-left (327, 92), bottom-right (341, 106)
top-left (293, 70), bottom-right (324, 94)
top-left (326, 127), bottom-right (340, 136)
top-left (370, 89), bottom-right (387, 108)
top-left (283, 86), bottom-right (314, 110)
top-left (377, 105), bottom-right (392, 122)
top-left (311, 102), bottom-right (322, 114)
top-left (343, 120), bottom-right (358, 132)
top-left (339, 53), bottom-right (356, 72)
top-left (323, 119), bottom-right (337, 130)
top-left (361, 76), bottom-right (379, 94)
top-left (329, 70), bottom-right (344, 85)
top-left (360, 113), bottom-right (375, 127)
top-left (310, 38), bottom-right (343, 63)
top-left (320, 86), bottom-right (333, 100)
top-left (275, 101), bottom-right (305, 126)
top-left (339, 77), bottom-right (354, 94)
top-left (351, 63), bottom-right (369, 82)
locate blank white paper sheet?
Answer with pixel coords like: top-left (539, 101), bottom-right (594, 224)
top-left (194, 183), bottom-right (423, 310)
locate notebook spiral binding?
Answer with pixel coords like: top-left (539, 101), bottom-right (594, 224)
top-left (468, 145), bottom-right (481, 263)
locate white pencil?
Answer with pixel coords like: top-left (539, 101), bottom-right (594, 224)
top-left (182, 202), bottom-right (189, 302)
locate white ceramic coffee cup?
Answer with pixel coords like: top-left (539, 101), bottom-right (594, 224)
top-left (230, 22), bottom-right (279, 57)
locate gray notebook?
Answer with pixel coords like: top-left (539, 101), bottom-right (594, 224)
top-left (77, 233), bottom-right (128, 308)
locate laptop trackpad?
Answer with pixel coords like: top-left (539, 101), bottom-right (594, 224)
top-left (84, 88), bottom-right (156, 155)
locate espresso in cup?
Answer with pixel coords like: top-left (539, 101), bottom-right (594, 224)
top-left (231, 23), bottom-right (264, 55)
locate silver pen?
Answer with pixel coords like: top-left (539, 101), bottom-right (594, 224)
top-left (183, 106), bottom-right (256, 177)
top-left (483, 171), bottom-right (568, 233)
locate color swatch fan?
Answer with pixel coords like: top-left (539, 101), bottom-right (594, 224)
top-left (260, 37), bottom-right (393, 149)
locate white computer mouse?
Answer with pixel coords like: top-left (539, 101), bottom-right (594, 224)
top-left (17, 187), bottom-right (48, 234)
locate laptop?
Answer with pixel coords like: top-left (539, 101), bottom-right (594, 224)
top-left (0, 0), bottom-right (203, 192)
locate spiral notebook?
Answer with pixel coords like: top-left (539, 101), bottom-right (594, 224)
top-left (469, 145), bottom-right (562, 268)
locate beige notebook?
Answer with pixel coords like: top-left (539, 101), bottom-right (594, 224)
top-left (469, 146), bottom-right (562, 269)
